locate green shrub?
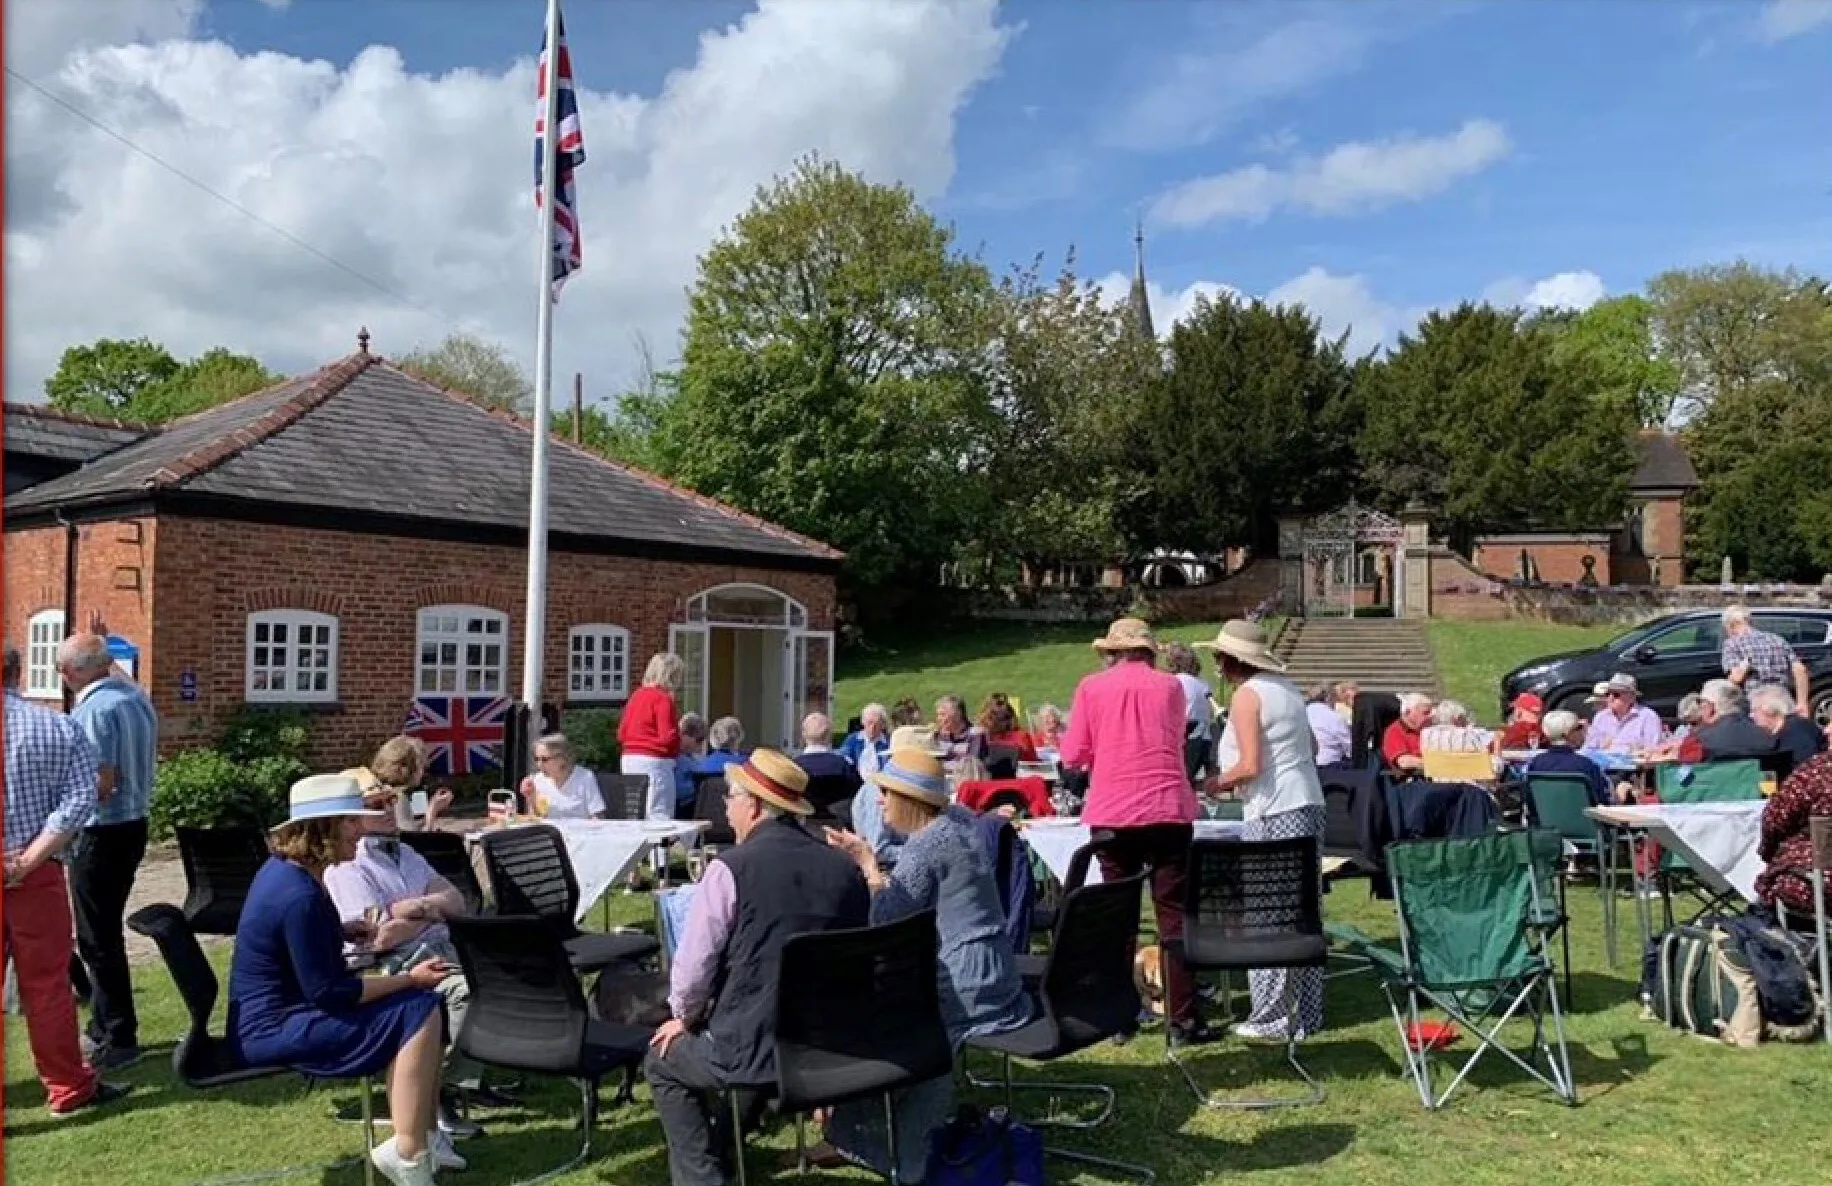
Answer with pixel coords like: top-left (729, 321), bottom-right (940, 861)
top-left (560, 707), bottom-right (621, 770)
top-left (148, 706), bottom-right (313, 841)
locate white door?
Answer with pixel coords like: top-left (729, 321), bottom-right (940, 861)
top-left (668, 623), bottom-right (709, 721)
top-left (785, 630), bottom-right (836, 745)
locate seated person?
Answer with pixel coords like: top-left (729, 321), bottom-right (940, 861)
top-left (1494, 692), bottom-right (1544, 751)
top-left (1756, 752), bottom-right (1832, 916)
top-left (811, 750), bottom-right (1033, 1179)
top-left (838, 702), bottom-right (892, 776)
top-left (369, 736), bottom-right (453, 832)
top-left (1030, 703), bottom-right (1066, 753)
top-left (1526, 711), bottom-right (1615, 806)
top-left (851, 726), bottom-right (944, 864)
top-left (1381, 692), bottom-right (1435, 775)
top-left (975, 692), bottom-right (1040, 766)
top-left (1420, 700), bottom-right (1493, 753)
top-left (1650, 693), bottom-right (1706, 760)
top-left (674, 713), bottom-right (709, 814)
top-left (1677, 679), bottom-right (1778, 763)
top-left (794, 711), bottom-right (863, 816)
top-left (1584, 674), bottom-right (1665, 753)
top-left (229, 775), bottom-right (451, 1185)
top-left (517, 733), bottom-right (604, 819)
top-left (1751, 686), bottom-right (1827, 771)
top-left (1305, 682), bottom-right (1353, 768)
top-left (933, 694), bottom-right (987, 767)
top-left (643, 752), bottom-right (869, 1186)
top-left (690, 716), bottom-right (747, 779)
top-left (1333, 681), bottom-right (1359, 724)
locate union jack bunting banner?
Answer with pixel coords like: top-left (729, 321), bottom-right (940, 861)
top-left (534, 7), bottom-right (585, 299)
top-left (404, 696), bottom-right (511, 777)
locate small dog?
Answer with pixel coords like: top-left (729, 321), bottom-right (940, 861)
top-left (1134, 944), bottom-right (1165, 1016)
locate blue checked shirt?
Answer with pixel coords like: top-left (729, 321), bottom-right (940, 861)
top-left (1722, 629), bottom-right (1797, 691)
top-left (5, 689), bottom-right (99, 856)
top-left (71, 675), bottom-right (158, 825)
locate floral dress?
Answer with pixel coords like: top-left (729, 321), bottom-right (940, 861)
top-left (1756, 752), bottom-right (1832, 914)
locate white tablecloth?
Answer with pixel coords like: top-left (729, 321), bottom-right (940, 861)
top-left (1022, 818), bottom-right (1245, 886)
top-left (478, 819), bottom-right (705, 923)
top-left (1603, 802), bottom-right (1767, 902)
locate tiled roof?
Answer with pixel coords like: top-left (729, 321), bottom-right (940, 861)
top-left (6, 352), bottom-right (842, 566)
top-left (1630, 430), bottom-right (1700, 491)
top-left (3, 403), bottom-right (153, 463)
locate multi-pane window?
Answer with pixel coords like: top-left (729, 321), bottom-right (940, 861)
top-left (417, 606), bottom-right (508, 695)
top-left (26, 609), bottom-right (65, 698)
top-left (247, 611), bottom-right (338, 702)
top-left (568, 625), bottom-right (630, 701)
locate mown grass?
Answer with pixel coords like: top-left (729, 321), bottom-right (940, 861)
top-left (1426, 621), bottom-right (1623, 724)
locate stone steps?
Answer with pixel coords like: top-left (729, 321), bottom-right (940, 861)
top-left (1273, 618), bottom-right (1441, 696)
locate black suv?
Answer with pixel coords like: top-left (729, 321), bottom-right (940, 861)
top-left (1500, 607), bottom-right (1832, 725)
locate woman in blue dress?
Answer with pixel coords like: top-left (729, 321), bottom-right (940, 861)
top-left (815, 747), bottom-right (1033, 1182)
top-left (228, 774), bottom-right (449, 1186)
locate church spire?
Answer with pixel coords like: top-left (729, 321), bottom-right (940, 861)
top-left (1128, 214), bottom-right (1155, 340)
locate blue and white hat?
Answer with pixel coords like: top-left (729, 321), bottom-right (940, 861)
top-left (869, 748), bottom-right (951, 809)
top-left (275, 773), bottom-right (387, 831)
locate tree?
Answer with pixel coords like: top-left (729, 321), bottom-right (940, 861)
top-left (1695, 439), bottom-right (1832, 581)
top-left (1358, 303), bottom-right (1635, 540)
top-left (398, 333), bottom-right (533, 413)
top-left (660, 155), bottom-right (998, 596)
top-left (44, 338), bottom-right (276, 422)
top-left (1645, 262), bottom-right (1823, 419)
top-left (1543, 295), bottom-right (1682, 427)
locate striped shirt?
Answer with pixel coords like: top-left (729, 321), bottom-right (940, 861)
top-left (5, 689), bottom-right (99, 855)
top-left (71, 675), bottom-right (158, 825)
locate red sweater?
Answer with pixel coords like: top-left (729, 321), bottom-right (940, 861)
top-left (618, 686), bottom-right (680, 759)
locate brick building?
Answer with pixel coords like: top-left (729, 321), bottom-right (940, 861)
top-left (4, 345), bottom-right (842, 767)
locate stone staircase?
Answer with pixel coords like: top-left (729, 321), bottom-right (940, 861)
top-left (1272, 617), bottom-right (1441, 696)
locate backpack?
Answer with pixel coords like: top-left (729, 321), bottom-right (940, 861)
top-left (926, 1106), bottom-right (1046, 1186)
top-left (1642, 924), bottom-right (1762, 1047)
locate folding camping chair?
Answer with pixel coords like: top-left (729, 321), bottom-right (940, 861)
top-left (1331, 829), bottom-right (1576, 1110)
top-left (1649, 760), bottom-right (1764, 929)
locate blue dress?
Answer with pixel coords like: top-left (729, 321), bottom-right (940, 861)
top-left (227, 858), bottom-right (440, 1079)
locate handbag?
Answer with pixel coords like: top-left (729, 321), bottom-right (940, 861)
top-left (926, 1106), bottom-right (1045, 1186)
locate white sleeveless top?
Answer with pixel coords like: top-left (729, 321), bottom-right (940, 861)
top-left (1214, 673), bottom-right (1325, 822)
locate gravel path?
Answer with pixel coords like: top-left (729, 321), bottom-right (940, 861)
top-left (126, 843), bottom-right (221, 966)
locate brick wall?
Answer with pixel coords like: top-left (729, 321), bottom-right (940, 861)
top-left (1471, 536), bottom-right (1613, 586)
top-left (3, 518), bottom-right (158, 699)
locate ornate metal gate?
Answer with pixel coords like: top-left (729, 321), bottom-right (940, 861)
top-left (1300, 500), bottom-right (1406, 618)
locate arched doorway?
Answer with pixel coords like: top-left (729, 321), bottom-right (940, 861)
top-left (1300, 501), bottom-right (1407, 618)
top-left (668, 584), bottom-right (833, 750)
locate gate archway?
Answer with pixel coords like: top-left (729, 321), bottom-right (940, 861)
top-left (1300, 501), bottom-right (1407, 618)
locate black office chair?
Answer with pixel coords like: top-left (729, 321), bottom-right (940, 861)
top-left (735, 911), bottom-right (954, 1186)
top-left (477, 826), bottom-right (658, 973)
top-left (594, 772), bottom-right (653, 821)
top-left (1026, 833), bottom-right (1116, 958)
top-left (802, 771), bottom-right (861, 822)
top-left (986, 745), bottom-right (1022, 781)
top-left (447, 916), bottom-right (654, 1183)
top-left (967, 874), bottom-right (1154, 1185)
top-left (398, 830), bottom-right (485, 916)
top-left (176, 826), bottom-right (269, 936)
top-left (1176, 837), bottom-right (1328, 1109)
top-left (127, 904), bottom-right (378, 1186)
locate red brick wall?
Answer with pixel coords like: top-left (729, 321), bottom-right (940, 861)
top-left (1472, 539), bottom-right (1612, 586)
top-left (1641, 497), bottom-right (1686, 586)
top-left (4, 519), bottom-right (158, 700)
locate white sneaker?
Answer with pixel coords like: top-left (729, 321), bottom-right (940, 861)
top-left (430, 1127), bottom-right (469, 1172)
top-left (371, 1137), bottom-right (437, 1186)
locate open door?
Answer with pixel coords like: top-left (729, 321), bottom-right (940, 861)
top-left (785, 629), bottom-right (835, 744)
top-left (668, 623), bottom-right (709, 721)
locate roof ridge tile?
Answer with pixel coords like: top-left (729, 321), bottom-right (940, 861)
top-left (3, 402), bottom-right (157, 433)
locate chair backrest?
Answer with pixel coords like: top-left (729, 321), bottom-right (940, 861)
top-left (1810, 816), bottom-right (1832, 875)
top-left (1035, 873), bottom-right (1147, 1054)
top-left (985, 745), bottom-right (1022, 780)
top-left (446, 916), bottom-right (590, 1075)
top-left (694, 777), bottom-right (736, 846)
top-left (175, 826), bottom-right (269, 936)
top-left (802, 771), bottom-right (860, 818)
top-left (478, 825), bottom-right (579, 930)
top-left (399, 830), bottom-right (486, 915)
top-left (595, 772), bottom-right (651, 821)
top-left (1184, 837), bottom-right (1325, 972)
top-left (1755, 749), bottom-right (1795, 785)
top-left (1525, 773), bottom-right (1597, 842)
top-left (125, 904), bottom-right (247, 1084)
top-left (1422, 750), bottom-right (1496, 783)
top-left (1654, 759), bottom-right (1764, 803)
top-left (1352, 692), bottom-right (1401, 769)
top-left (773, 911), bottom-right (954, 1111)
top-left (1387, 829), bottom-right (1559, 989)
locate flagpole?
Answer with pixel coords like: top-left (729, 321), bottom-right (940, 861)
top-left (520, 0), bottom-right (563, 728)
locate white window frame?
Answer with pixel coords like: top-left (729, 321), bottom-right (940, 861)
top-left (567, 623), bottom-right (631, 702)
top-left (245, 610), bottom-right (339, 703)
top-left (416, 604), bottom-right (509, 696)
top-left (25, 609), bottom-right (65, 699)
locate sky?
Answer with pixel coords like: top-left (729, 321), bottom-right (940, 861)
top-left (6, 0), bottom-right (1831, 406)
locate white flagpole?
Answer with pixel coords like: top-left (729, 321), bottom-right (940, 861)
top-left (520, 0), bottom-right (563, 722)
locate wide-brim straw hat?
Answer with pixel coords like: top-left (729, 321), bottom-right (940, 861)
top-left (275, 773), bottom-right (386, 832)
top-left (1092, 617), bottom-right (1158, 652)
top-left (340, 766), bottom-right (388, 806)
top-left (1194, 619), bottom-right (1287, 672)
top-left (725, 748), bottom-right (814, 816)
top-left (870, 748), bottom-right (951, 810)
top-left (889, 725), bottom-right (946, 757)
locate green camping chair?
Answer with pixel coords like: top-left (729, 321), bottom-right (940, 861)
top-left (1526, 772), bottom-right (1623, 975)
top-left (1331, 829), bottom-right (1576, 1111)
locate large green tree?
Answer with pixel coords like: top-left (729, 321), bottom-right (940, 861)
top-left (398, 333), bottom-right (532, 414)
top-left (45, 338), bottom-right (276, 422)
top-left (1542, 295), bottom-right (1682, 427)
top-left (1358, 303), bottom-right (1635, 540)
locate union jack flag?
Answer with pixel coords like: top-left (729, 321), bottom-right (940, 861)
top-left (534, 7), bottom-right (585, 299)
top-left (404, 696), bottom-right (512, 777)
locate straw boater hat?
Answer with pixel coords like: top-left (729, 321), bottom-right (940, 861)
top-left (870, 748), bottom-right (951, 810)
top-left (890, 725), bottom-right (947, 757)
top-left (340, 766), bottom-right (384, 803)
top-left (725, 748), bottom-right (813, 816)
top-left (1092, 617), bottom-right (1158, 653)
top-left (1194, 619), bottom-right (1287, 673)
top-left (275, 773), bottom-right (386, 832)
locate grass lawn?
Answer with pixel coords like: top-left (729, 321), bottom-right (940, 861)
top-left (9, 882), bottom-right (1830, 1186)
top-left (1427, 621), bottom-right (1622, 724)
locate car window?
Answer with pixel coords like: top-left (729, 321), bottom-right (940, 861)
top-left (1759, 616), bottom-right (1832, 645)
top-left (1641, 620), bottom-right (1724, 658)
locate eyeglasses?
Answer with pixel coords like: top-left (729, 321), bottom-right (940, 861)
top-left (1606, 691), bottom-right (1629, 699)
top-left (534, 753), bottom-right (558, 764)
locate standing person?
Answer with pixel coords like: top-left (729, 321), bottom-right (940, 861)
top-left (1163, 642), bottom-right (1216, 782)
top-left (1058, 618), bottom-right (1203, 1043)
top-left (3, 643), bottom-right (130, 1117)
top-left (59, 627), bottom-right (157, 1071)
top-left (1197, 621), bottom-right (1328, 1043)
top-left (1721, 605), bottom-right (1811, 709)
top-left (619, 652), bottom-right (685, 831)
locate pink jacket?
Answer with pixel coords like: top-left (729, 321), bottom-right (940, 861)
top-left (1059, 660), bottom-right (1198, 828)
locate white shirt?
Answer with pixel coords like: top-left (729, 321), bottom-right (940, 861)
top-left (1306, 701), bottom-right (1353, 767)
top-left (1215, 674), bottom-right (1325, 822)
top-left (1176, 673), bottom-right (1215, 741)
top-left (531, 765), bottom-right (604, 819)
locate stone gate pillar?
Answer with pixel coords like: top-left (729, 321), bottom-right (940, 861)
top-left (1276, 515), bottom-right (1305, 615)
top-left (1400, 501), bottom-right (1433, 619)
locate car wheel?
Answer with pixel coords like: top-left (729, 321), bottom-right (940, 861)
top-left (1812, 686), bottom-right (1832, 730)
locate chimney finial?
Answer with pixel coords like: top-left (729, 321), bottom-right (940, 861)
top-left (357, 326), bottom-right (371, 355)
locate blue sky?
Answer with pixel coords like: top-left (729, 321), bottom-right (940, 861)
top-left (9, 0), bottom-right (1831, 396)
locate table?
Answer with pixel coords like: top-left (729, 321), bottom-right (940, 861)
top-left (471, 818), bottom-right (707, 924)
top-left (1021, 818), bottom-right (1245, 886)
top-left (1586, 802), bottom-right (1766, 959)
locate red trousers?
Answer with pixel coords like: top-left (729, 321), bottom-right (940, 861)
top-left (4, 860), bottom-right (97, 1111)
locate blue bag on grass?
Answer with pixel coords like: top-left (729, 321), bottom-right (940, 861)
top-left (926, 1106), bottom-right (1045, 1186)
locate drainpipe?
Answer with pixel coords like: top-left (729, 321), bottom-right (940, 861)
top-left (56, 510), bottom-right (78, 713)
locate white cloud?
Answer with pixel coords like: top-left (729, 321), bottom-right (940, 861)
top-left (1482, 270), bottom-right (1607, 312)
top-left (1152, 119), bottom-right (1511, 227)
top-left (4, 0), bottom-right (200, 75)
top-left (1757, 0), bottom-right (1832, 41)
top-left (4, 0), bottom-right (1012, 402)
